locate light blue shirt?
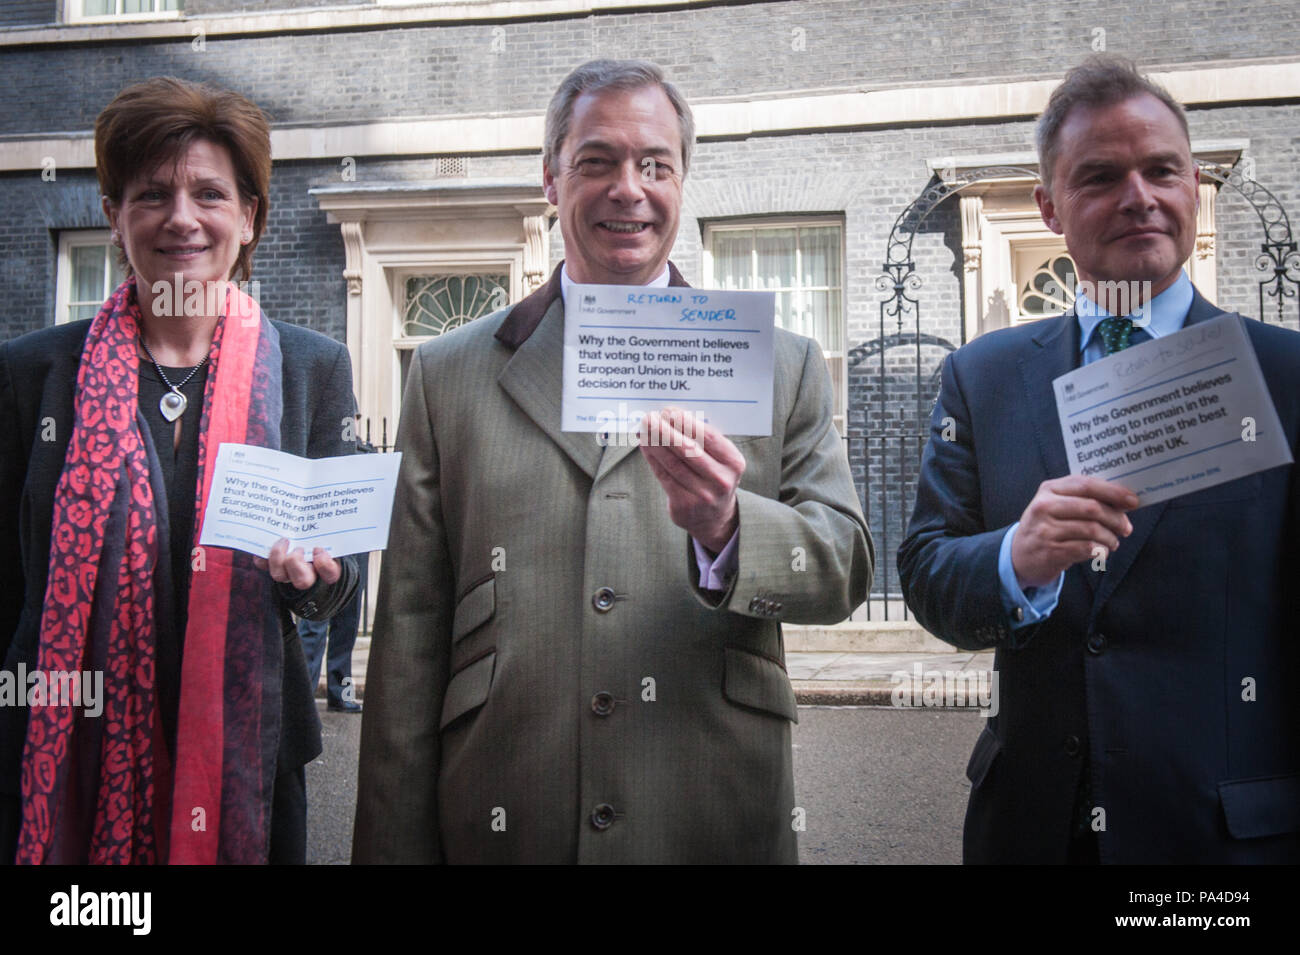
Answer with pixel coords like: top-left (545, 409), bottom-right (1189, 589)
top-left (997, 272), bottom-right (1193, 628)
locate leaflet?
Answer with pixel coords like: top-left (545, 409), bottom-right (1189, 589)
top-left (562, 283), bottom-right (776, 436)
top-left (198, 443), bottom-right (402, 558)
top-left (1052, 313), bottom-right (1291, 506)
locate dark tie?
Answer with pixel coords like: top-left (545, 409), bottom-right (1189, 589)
top-left (1097, 315), bottom-right (1134, 355)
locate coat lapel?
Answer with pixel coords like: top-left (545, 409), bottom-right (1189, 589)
top-left (497, 291), bottom-right (602, 481)
top-left (1019, 311), bottom-right (1080, 484)
top-left (1018, 312), bottom-right (1103, 597)
top-left (495, 261), bottom-right (692, 483)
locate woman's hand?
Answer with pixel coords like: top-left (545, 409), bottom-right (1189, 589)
top-left (253, 538), bottom-right (342, 590)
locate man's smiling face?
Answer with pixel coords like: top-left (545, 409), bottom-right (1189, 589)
top-left (1035, 92), bottom-right (1199, 302)
top-left (543, 84), bottom-right (684, 286)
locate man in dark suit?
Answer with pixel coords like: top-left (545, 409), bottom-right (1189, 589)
top-left (353, 60), bottom-right (872, 863)
top-left (898, 55), bottom-right (1300, 863)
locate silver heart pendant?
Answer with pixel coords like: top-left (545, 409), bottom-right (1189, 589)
top-left (160, 389), bottom-right (187, 422)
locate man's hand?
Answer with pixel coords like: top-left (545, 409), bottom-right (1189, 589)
top-left (639, 407), bottom-right (745, 553)
top-left (253, 538), bottom-right (341, 590)
top-left (1011, 476), bottom-right (1140, 589)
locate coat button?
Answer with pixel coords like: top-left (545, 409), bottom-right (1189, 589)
top-left (591, 691), bottom-right (615, 716)
top-left (592, 587), bottom-right (616, 612)
top-left (1064, 735), bottom-right (1081, 757)
top-left (590, 803), bottom-right (616, 830)
top-left (1087, 633), bottom-right (1107, 655)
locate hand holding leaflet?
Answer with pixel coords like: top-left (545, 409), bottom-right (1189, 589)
top-left (198, 443), bottom-right (402, 558)
top-left (1052, 314), bottom-right (1292, 506)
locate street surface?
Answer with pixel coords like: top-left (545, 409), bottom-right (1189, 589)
top-left (307, 705), bottom-right (982, 864)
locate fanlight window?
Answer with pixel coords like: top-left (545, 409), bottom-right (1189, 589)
top-left (1019, 254), bottom-right (1078, 316)
top-left (402, 274), bottom-right (509, 337)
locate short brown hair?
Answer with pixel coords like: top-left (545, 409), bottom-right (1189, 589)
top-left (1036, 55), bottom-right (1190, 197)
top-left (543, 59), bottom-right (695, 177)
top-left (95, 77), bottom-right (271, 283)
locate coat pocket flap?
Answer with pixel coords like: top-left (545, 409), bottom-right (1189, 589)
top-left (1218, 773), bottom-right (1300, 839)
top-left (439, 651), bottom-right (496, 730)
top-left (452, 576), bottom-right (495, 644)
top-left (722, 646), bottom-right (798, 723)
top-left (965, 725), bottom-right (1001, 787)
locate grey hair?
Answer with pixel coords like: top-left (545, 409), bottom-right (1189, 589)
top-left (1036, 54), bottom-right (1190, 196)
top-left (543, 59), bottom-right (695, 177)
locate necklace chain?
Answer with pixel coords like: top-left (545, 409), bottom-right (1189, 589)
top-left (139, 339), bottom-right (209, 392)
top-left (140, 339), bottom-right (209, 422)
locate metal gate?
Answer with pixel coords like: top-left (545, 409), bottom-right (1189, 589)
top-left (850, 162), bottom-right (1300, 620)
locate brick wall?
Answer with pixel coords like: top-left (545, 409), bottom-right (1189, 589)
top-left (4, 2), bottom-right (1299, 597)
top-left (3, 0), bottom-right (1298, 135)
top-left (186, 0), bottom-right (354, 12)
top-left (0, 1), bottom-right (55, 28)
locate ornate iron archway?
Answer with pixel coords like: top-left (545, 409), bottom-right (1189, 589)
top-left (853, 162), bottom-right (1300, 619)
top-left (1199, 163), bottom-right (1300, 326)
top-left (852, 166), bottom-right (1036, 619)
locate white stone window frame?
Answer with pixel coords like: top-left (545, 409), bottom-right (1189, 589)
top-left (930, 142), bottom-right (1242, 342)
top-left (701, 215), bottom-right (848, 433)
top-left (54, 229), bottom-right (119, 325)
top-left (388, 254), bottom-right (520, 416)
top-left (311, 181), bottom-right (552, 438)
top-left (64, 0), bottom-right (183, 24)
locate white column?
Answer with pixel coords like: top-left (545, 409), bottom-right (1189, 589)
top-left (960, 195), bottom-right (984, 341)
top-left (1189, 181), bottom-right (1218, 304)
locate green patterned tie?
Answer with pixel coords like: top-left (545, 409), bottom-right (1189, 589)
top-left (1097, 315), bottom-right (1134, 355)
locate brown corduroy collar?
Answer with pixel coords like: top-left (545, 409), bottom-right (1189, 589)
top-left (494, 260), bottom-right (691, 349)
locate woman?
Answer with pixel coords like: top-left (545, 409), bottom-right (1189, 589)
top-left (0, 78), bottom-right (359, 864)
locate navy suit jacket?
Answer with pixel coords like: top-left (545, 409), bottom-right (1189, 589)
top-left (898, 290), bottom-right (1300, 863)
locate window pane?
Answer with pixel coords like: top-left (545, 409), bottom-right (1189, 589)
top-left (709, 220), bottom-right (844, 424)
top-left (800, 289), bottom-right (843, 351)
top-left (109, 252), bottom-right (125, 292)
top-left (123, 0), bottom-right (150, 12)
top-left (83, 0), bottom-right (115, 15)
top-left (773, 290), bottom-right (797, 334)
top-left (801, 226), bottom-right (841, 289)
top-left (71, 303), bottom-right (101, 323)
top-left (402, 273), bottom-right (508, 338)
top-left (712, 231), bottom-right (752, 289)
top-left (799, 290), bottom-right (829, 346)
top-left (71, 245), bottom-right (107, 305)
top-left (161, 0), bottom-right (183, 9)
top-left (755, 229), bottom-right (796, 290)
top-left (1019, 253), bottom-right (1077, 316)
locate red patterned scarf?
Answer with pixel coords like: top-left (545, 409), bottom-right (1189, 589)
top-left (17, 277), bottom-right (283, 864)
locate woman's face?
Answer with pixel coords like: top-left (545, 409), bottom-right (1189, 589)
top-left (103, 137), bottom-right (256, 311)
